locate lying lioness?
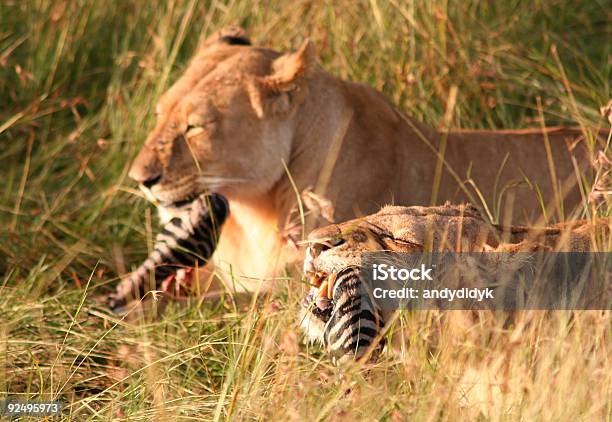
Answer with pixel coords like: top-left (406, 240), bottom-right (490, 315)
top-left (116, 25), bottom-right (603, 305)
top-left (301, 204), bottom-right (609, 362)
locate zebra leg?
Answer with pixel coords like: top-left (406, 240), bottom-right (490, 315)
top-left (107, 245), bottom-right (177, 312)
top-left (323, 267), bottom-right (385, 364)
top-left (108, 194), bottom-right (229, 312)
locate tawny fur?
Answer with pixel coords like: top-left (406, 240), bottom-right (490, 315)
top-left (306, 203), bottom-right (607, 265)
top-left (127, 26), bottom-right (603, 289)
top-left (301, 203), bottom-right (610, 361)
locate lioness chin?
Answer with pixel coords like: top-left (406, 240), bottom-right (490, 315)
top-left (121, 25), bottom-right (604, 300)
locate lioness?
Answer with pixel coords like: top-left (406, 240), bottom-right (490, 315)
top-left (301, 204), bottom-right (610, 362)
top-left (121, 26), bottom-right (601, 302)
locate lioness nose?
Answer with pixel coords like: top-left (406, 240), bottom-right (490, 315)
top-left (129, 169), bottom-right (161, 188)
top-left (141, 175), bottom-right (161, 188)
top-left (128, 145), bottom-right (163, 187)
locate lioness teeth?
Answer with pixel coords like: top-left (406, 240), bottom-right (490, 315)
top-left (308, 271), bottom-right (327, 288)
top-left (327, 272), bottom-right (337, 299)
top-left (317, 278), bottom-right (328, 298)
top-left (312, 271), bottom-right (337, 300)
top-left (306, 270), bottom-right (338, 300)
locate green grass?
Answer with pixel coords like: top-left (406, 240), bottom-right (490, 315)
top-left (0, 0), bottom-right (611, 420)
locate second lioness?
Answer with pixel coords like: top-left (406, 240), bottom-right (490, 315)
top-left (301, 204), bottom-right (608, 363)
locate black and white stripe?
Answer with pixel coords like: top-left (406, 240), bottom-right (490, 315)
top-left (108, 193), bottom-right (229, 312)
top-left (303, 267), bottom-right (385, 363)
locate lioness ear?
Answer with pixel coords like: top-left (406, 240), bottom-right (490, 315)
top-left (199, 25), bottom-right (251, 50)
top-left (247, 40), bottom-right (315, 118)
top-left (266, 40), bottom-right (314, 91)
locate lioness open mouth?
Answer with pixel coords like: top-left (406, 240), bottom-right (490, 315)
top-left (304, 270), bottom-right (338, 311)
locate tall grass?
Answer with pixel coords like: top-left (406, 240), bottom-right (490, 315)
top-left (0, 0), bottom-right (610, 420)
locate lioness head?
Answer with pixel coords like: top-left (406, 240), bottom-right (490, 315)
top-left (128, 27), bottom-right (314, 207)
top-left (303, 204), bottom-right (492, 277)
